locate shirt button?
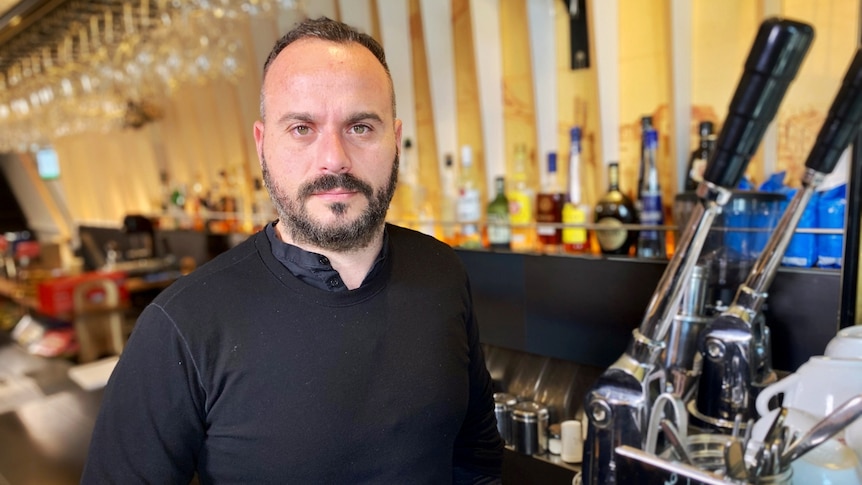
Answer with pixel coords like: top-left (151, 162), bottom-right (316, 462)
top-left (318, 256), bottom-right (329, 265)
top-left (327, 277), bottom-right (341, 287)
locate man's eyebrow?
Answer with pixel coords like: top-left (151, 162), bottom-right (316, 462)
top-left (274, 112), bottom-right (383, 126)
top-left (276, 112), bottom-right (314, 125)
top-left (347, 112), bottom-right (384, 124)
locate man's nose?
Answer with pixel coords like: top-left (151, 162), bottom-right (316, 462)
top-left (317, 131), bottom-right (352, 174)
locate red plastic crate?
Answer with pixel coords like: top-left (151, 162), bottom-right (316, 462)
top-left (37, 271), bottom-right (128, 316)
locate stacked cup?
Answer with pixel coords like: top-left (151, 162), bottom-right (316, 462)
top-left (752, 326), bottom-right (862, 483)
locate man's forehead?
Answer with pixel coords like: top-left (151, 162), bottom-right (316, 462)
top-left (263, 38), bottom-right (393, 117)
top-left (270, 38), bottom-right (381, 75)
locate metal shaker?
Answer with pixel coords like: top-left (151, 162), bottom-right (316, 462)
top-left (493, 392), bottom-right (518, 446)
top-left (511, 401), bottom-right (549, 455)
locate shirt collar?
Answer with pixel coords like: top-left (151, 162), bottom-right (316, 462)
top-left (265, 221), bottom-right (388, 292)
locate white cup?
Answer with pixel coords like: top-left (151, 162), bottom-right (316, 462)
top-left (755, 356), bottom-right (862, 419)
top-left (826, 325), bottom-right (862, 359)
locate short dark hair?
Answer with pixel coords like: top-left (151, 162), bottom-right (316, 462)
top-left (260, 17), bottom-right (395, 119)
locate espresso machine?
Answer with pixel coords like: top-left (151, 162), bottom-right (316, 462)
top-left (582, 18), bottom-right (862, 483)
top-left (581, 17), bottom-right (816, 484)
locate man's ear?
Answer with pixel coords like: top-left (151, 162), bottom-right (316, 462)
top-left (394, 118), bottom-right (403, 156)
top-left (253, 121), bottom-right (265, 168)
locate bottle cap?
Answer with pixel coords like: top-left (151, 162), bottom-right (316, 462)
top-left (699, 121), bottom-right (714, 136)
top-left (641, 115), bottom-right (653, 130)
top-left (647, 129), bottom-right (658, 148)
top-left (570, 127), bottom-right (582, 154)
top-left (547, 152), bottom-right (557, 173)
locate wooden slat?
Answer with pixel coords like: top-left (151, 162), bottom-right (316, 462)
top-left (407, 0), bottom-right (441, 220)
top-left (469, 0), bottom-right (506, 188)
top-left (669, 0), bottom-right (691, 192)
top-left (555, 0), bottom-right (599, 208)
top-left (419, 0), bottom-right (458, 191)
top-left (498, 0), bottom-right (538, 192)
top-left (589, 0), bottom-right (618, 189)
top-left (452, 0), bottom-right (487, 198)
top-left (527, 0), bottom-right (558, 189)
top-left (378, 0), bottom-right (418, 166)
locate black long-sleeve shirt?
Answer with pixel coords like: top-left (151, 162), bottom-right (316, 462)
top-left (82, 224), bottom-right (503, 483)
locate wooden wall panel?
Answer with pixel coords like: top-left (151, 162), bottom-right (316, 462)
top-left (8, 1), bottom-right (861, 240)
top-left (555, 0), bottom-right (600, 208)
top-left (410, 0), bottom-right (441, 210)
top-left (498, 0), bottom-right (538, 193)
top-left (528, 0), bottom-right (559, 189)
top-left (452, 0), bottom-right (487, 199)
top-left (617, 0), bottom-right (672, 200)
top-left (470, 0), bottom-right (506, 191)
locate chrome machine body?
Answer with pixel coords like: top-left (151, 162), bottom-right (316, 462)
top-left (693, 46), bottom-right (862, 429)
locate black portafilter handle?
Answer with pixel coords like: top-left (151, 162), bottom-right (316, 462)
top-left (632, 18), bottom-right (813, 349)
top-left (704, 18), bottom-right (814, 189)
top-left (804, 46), bottom-right (862, 174)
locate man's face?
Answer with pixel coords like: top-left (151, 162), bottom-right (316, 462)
top-left (253, 38), bottom-right (402, 252)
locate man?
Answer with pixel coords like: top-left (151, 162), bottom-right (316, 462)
top-left (82, 17), bottom-right (503, 484)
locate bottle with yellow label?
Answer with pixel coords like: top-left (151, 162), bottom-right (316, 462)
top-left (508, 144), bottom-right (536, 252)
top-left (562, 127), bottom-right (589, 253)
top-left (456, 145), bottom-right (483, 248)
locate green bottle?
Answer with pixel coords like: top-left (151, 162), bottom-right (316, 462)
top-left (486, 176), bottom-right (511, 250)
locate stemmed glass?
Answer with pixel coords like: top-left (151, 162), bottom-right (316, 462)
top-left (0, 0), bottom-right (286, 152)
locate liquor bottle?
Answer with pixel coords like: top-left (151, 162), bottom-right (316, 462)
top-left (594, 161), bottom-right (638, 255)
top-left (685, 121), bottom-right (716, 191)
top-left (536, 152), bottom-right (565, 252)
top-left (486, 176), bottom-right (511, 250)
top-left (636, 115), bottom-right (653, 201)
top-left (636, 128), bottom-right (666, 258)
top-left (562, 127), bottom-right (589, 253)
top-left (456, 145), bottom-right (482, 248)
top-left (508, 144), bottom-right (536, 252)
top-left (440, 153), bottom-right (458, 245)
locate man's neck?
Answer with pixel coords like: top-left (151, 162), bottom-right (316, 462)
top-left (274, 223), bottom-right (385, 290)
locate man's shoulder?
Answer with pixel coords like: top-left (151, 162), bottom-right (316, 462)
top-left (153, 231), bottom-right (267, 304)
top-left (387, 224), bottom-right (459, 256)
top-left (385, 224), bottom-right (466, 273)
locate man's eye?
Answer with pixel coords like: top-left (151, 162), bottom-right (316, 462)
top-left (351, 125), bottom-right (369, 135)
top-left (294, 126), bottom-right (310, 135)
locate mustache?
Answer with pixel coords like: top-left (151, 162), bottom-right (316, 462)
top-left (298, 173), bottom-right (375, 200)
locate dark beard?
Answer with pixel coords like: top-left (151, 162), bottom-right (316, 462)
top-left (261, 153), bottom-right (399, 252)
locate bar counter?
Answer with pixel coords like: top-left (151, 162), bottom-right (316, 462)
top-left (458, 248), bottom-right (844, 483)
